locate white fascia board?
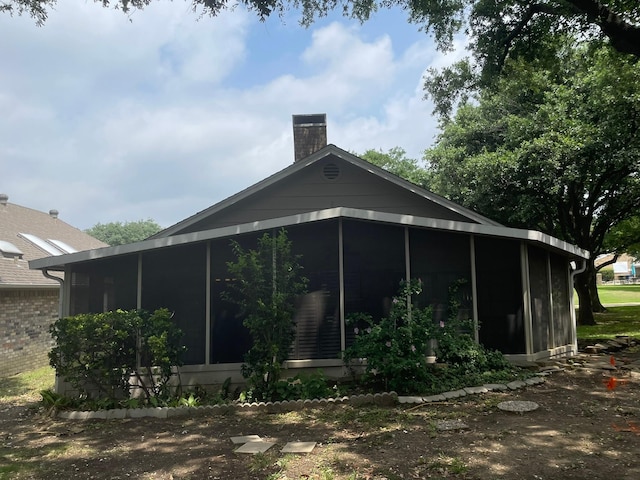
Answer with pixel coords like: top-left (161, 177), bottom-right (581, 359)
top-left (29, 207), bottom-right (588, 271)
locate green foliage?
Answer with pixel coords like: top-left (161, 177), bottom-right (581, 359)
top-left (39, 388), bottom-right (73, 414)
top-left (344, 279), bottom-right (512, 394)
top-left (223, 229), bottom-right (308, 401)
top-left (273, 370), bottom-right (335, 401)
top-left (603, 216), bottom-right (640, 259)
top-left (344, 279), bottom-right (437, 393)
top-left (84, 218), bottom-right (162, 246)
top-left (359, 147), bottom-right (429, 187)
top-left (425, 42), bottom-right (640, 325)
top-left (48, 308), bottom-right (185, 404)
top-left (600, 268), bottom-right (615, 283)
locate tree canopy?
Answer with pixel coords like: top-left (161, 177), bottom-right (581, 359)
top-left (424, 41), bottom-right (640, 324)
top-left (85, 219), bottom-right (162, 246)
top-left (6, 0), bottom-right (639, 65)
top-left (359, 147), bottom-right (429, 188)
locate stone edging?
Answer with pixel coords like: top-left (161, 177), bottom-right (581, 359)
top-left (56, 392), bottom-right (398, 420)
top-left (397, 373), bottom-right (549, 404)
top-left (55, 370), bottom-right (557, 420)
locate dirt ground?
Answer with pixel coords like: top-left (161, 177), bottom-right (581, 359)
top-left (2, 350), bottom-right (640, 480)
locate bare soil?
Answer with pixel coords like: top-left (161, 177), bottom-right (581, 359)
top-left (2, 351), bottom-right (640, 480)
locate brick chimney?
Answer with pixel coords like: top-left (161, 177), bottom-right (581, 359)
top-left (292, 114), bottom-right (327, 162)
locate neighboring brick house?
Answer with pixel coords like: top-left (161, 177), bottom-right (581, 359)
top-left (0, 194), bottom-right (107, 377)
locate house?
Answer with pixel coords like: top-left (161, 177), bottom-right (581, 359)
top-left (30, 115), bottom-right (589, 391)
top-left (595, 253), bottom-right (638, 284)
top-left (0, 194), bottom-right (108, 377)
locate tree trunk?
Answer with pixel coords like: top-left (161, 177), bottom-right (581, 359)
top-left (575, 269), bottom-right (597, 326)
top-left (588, 275), bottom-right (607, 313)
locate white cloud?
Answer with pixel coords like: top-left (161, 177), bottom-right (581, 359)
top-left (0, 3), bottom-right (458, 230)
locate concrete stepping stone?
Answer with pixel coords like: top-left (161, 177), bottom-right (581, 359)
top-left (434, 419), bottom-right (469, 431)
top-left (497, 400), bottom-right (539, 413)
top-left (234, 441), bottom-right (276, 454)
top-left (281, 441), bottom-right (317, 453)
top-left (231, 435), bottom-right (262, 444)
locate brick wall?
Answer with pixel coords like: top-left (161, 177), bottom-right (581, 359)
top-left (0, 288), bottom-right (59, 377)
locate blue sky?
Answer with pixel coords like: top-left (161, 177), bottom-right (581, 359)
top-left (0, 1), bottom-right (466, 230)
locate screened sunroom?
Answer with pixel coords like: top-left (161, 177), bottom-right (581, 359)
top-left (33, 207), bottom-right (586, 390)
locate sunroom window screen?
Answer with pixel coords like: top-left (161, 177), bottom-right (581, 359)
top-left (142, 244), bottom-right (207, 365)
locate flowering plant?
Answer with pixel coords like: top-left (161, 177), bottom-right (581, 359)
top-left (343, 279), bottom-right (436, 393)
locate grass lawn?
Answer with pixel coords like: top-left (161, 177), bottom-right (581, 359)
top-left (576, 305), bottom-right (640, 342)
top-left (0, 366), bottom-right (54, 405)
top-left (594, 284), bottom-right (640, 304)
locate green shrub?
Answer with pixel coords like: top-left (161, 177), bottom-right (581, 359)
top-left (600, 268), bottom-right (614, 282)
top-left (223, 229), bottom-right (308, 401)
top-left (344, 279), bottom-right (437, 393)
top-left (48, 308), bottom-right (185, 405)
top-left (272, 370), bottom-right (335, 401)
top-left (344, 279), bottom-right (513, 395)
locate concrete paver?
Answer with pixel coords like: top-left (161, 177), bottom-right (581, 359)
top-left (234, 441), bottom-right (276, 454)
top-left (282, 442), bottom-right (317, 453)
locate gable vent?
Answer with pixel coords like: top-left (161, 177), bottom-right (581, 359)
top-left (323, 163), bottom-right (340, 181)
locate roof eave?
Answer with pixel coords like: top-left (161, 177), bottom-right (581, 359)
top-left (29, 206), bottom-right (589, 272)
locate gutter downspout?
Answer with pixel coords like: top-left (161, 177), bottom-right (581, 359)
top-left (569, 259), bottom-right (588, 355)
top-left (42, 269), bottom-right (64, 319)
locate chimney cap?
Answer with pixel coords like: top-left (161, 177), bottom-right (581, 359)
top-left (292, 113), bottom-right (326, 127)
top-left (0, 193), bottom-right (8, 206)
top-left (49, 209), bottom-right (59, 219)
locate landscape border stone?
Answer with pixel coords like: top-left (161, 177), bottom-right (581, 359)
top-left (59, 353), bottom-right (623, 419)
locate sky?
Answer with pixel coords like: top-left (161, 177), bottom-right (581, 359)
top-left (1, 0), bottom-right (466, 231)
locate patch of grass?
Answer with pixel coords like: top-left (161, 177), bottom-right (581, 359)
top-left (596, 285), bottom-right (640, 305)
top-left (577, 306), bottom-right (640, 341)
top-left (0, 366), bottom-right (54, 403)
top-left (574, 285), bottom-right (640, 306)
top-left (425, 453), bottom-right (469, 475)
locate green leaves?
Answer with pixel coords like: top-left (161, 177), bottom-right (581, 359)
top-left (84, 219), bottom-right (162, 246)
top-left (223, 229), bottom-right (308, 401)
top-left (48, 308), bottom-right (184, 403)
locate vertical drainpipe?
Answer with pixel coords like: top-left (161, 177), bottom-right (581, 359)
top-left (521, 242), bottom-right (533, 356)
top-left (470, 236), bottom-right (479, 343)
top-left (42, 269), bottom-right (64, 318)
top-left (569, 258), bottom-right (587, 354)
top-left (205, 242), bottom-right (211, 365)
top-left (338, 218), bottom-right (346, 353)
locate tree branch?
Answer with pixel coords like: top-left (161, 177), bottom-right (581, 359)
top-left (565, 0), bottom-right (640, 56)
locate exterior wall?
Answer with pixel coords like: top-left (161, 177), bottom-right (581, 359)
top-left (182, 158), bottom-right (475, 233)
top-left (0, 288), bottom-right (58, 377)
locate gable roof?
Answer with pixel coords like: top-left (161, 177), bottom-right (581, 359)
top-left (0, 197), bottom-right (108, 287)
top-left (150, 145), bottom-right (503, 239)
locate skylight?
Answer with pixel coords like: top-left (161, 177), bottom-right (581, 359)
top-left (19, 233), bottom-right (64, 256)
top-left (0, 240), bottom-right (23, 258)
top-left (47, 239), bottom-right (78, 254)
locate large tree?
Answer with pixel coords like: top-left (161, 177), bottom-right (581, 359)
top-left (424, 41), bottom-right (640, 325)
top-left (5, 1), bottom-right (639, 63)
top-left (85, 218), bottom-right (162, 246)
top-left (360, 147), bottom-right (429, 188)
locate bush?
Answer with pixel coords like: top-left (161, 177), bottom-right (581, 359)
top-left (344, 280), bottom-right (437, 393)
top-left (223, 229), bottom-right (308, 401)
top-left (344, 279), bottom-right (514, 395)
top-left (49, 308), bottom-right (185, 405)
